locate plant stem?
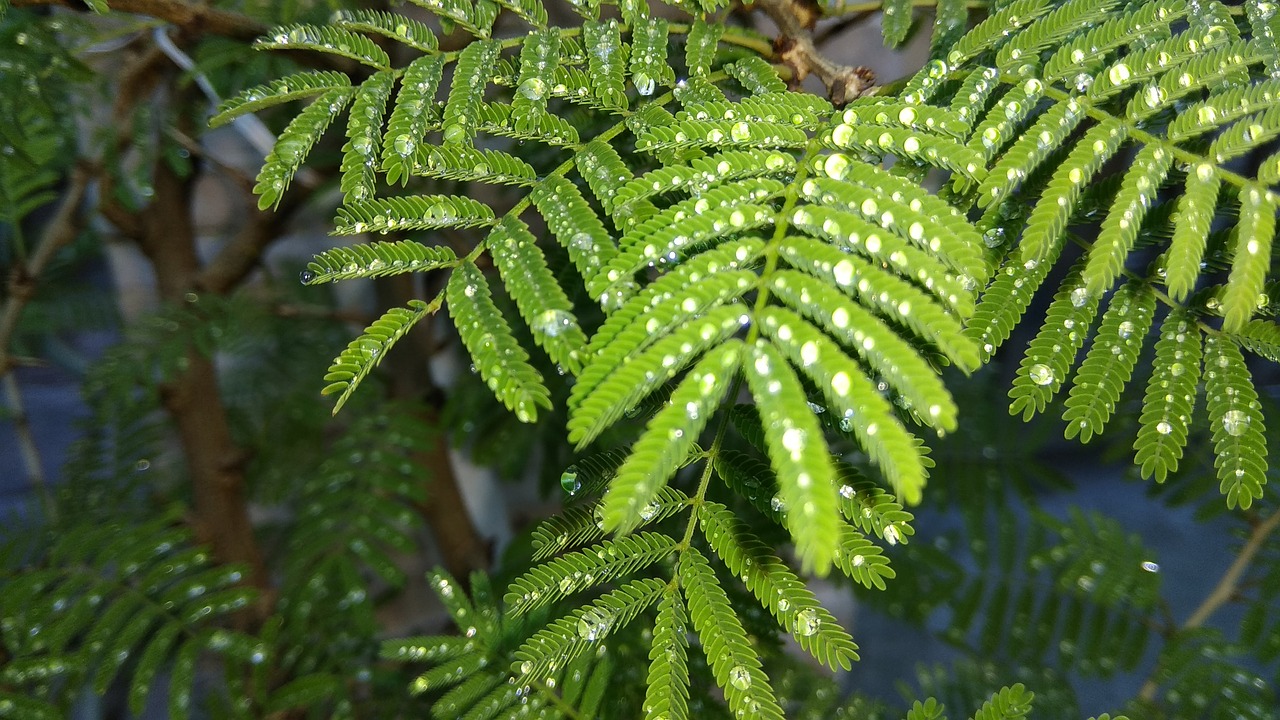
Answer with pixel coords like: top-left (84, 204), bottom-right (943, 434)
top-left (1137, 508), bottom-right (1280, 701)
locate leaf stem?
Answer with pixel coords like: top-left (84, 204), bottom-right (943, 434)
top-left (531, 679), bottom-right (589, 720)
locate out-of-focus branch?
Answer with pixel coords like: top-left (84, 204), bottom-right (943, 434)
top-left (1137, 508), bottom-right (1280, 702)
top-left (0, 164), bottom-right (89, 514)
top-left (754, 0), bottom-right (876, 105)
top-left (0, 164), bottom-right (92, 375)
top-left (12, 0), bottom-right (267, 42)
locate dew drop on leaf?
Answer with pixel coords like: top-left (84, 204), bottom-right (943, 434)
top-left (728, 665), bottom-right (751, 690)
top-left (560, 467), bottom-right (580, 495)
top-left (633, 73), bottom-right (655, 96)
top-left (1028, 363), bottom-right (1055, 386)
top-left (1070, 287), bottom-right (1089, 308)
top-left (518, 77), bottom-right (547, 101)
top-left (1221, 409), bottom-right (1249, 436)
top-left (533, 308), bottom-right (575, 337)
top-left (577, 608), bottom-right (610, 641)
top-left (1155, 421), bottom-right (1173, 435)
top-left (795, 608), bottom-right (820, 636)
top-left (393, 134), bottom-right (416, 156)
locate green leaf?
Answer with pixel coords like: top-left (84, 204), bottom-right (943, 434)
top-left (333, 195), bottom-right (495, 235)
top-left (255, 25), bottom-right (391, 70)
top-left (341, 71), bottom-right (395, 203)
top-left (332, 9), bottom-right (438, 52)
top-left (487, 216), bottom-right (588, 373)
top-left (504, 533), bottom-right (677, 614)
top-left (1009, 262), bottom-right (1099, 420)
top-left (631, 18), bottom-right (674, 97)
top-left (1165, 162), bottom-right (1221, 302)
top-left (584, 20), bottom-right (627, 109)
top-left (644, 588), bottom-right (690, 720)
top-left (210, 71), bottom-right (351, 128)
top-left (1134, 311), bottom-right (1201, 482)
top-left (1083, 146), bottom-right (1173, 296)
top-left (322, 300), bottom-right (430, 413)
top-left (447, 262), bottom-right (551, 422)
top-left (1222, 185), bottom-right (1276, 332)
top-left (303, 241), bottom-right (457, 284)
top-left (514, 578), bottom-right (666, 682)
top-left (740, 340), bottom-right (842, 575)
top-left (680, 547), bottom-right (785, 720)
top-left (699, 502), bottom-right (859, 670)
top-left (254, 88), bottom-right (354, 210)
top-left (600, 341), bottom-right (742, 531)
top-left (442, 39), bottom-right (501, 145)
top-left (383, 55), bottom-right (446, 186)
top-left (881, 0), bottom-right (914, 47)
top-left (1203, 336), bottom-right (1269, 508)
top-left (1063, 282), bottom-right (1156, 442)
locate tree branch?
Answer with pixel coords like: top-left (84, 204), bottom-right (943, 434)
top-left (12, 0), bottom-right (267, 42)
top-left (753, 0), bottom-right (876, 105)
top-left (1137, 508), bottom-right (1280, 702)
top-left (0, 164), bottom-right (92, 374)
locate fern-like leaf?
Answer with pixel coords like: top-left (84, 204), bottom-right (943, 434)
top-left (447, 261), bottom-right (551, 423)
top-left (680, 547), bottom-right (785, 720)
top-left (699, 502), bottom-right (859, 670)
top-left (644, 588), bottom-right (690, 720)
top-left (1062, 282), bottom-right (1156, 442)
top-left (322, 300), bottom-right (429, 413)
top-left (254, 89), bottom-right (354, 210)
top-left (1134, 310), bottom-right (1201, 482)
top-left (255, 25), bottom-right (391, 69)
top-left (600, 342), bottom-right (742, 532)
top-left (301, 241), bottom-right (457, 284)
top-left (488, 216), bottom-right (589, 373)
top-left (210, 71), bottom-right (352, 128)
top-left (1203, 335), bottom-right (1269, 508)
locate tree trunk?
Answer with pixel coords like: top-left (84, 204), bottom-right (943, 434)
top-left (141, 158), bottom-right (269, 594)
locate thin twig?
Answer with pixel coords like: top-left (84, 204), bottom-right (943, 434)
top-left (753, 0), bottom-right (876, 105)
top-left (11, 0), bottom-right (267, 41)
top-left (1137, 509), bottom-right (1280, 701)
top-left (0, 165), bottom-right (92, 375)
top-left (0, 165), bottom-right (89, 517)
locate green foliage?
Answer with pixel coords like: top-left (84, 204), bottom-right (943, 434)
top-left (6, 0), bottom-right (1280, 717)
top-left (0, 513), bottom-right (260, 720)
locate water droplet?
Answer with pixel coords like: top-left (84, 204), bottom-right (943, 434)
top-left (393, 134), bottom-right (416, 156)
top-left (1141, 560), bottom-right (1160, 572)
top-left (823, 153), bottom-right (849, 179)
top-left (1221, 409), bottom-right (1249, 436)
top-left (634, 73), bottom-right (655, 95)
top-left (577, 608), bottom-right (611, 641)
top-left (1155, 421), bottom-right (1173, 435)
top-left (533, 309), bottom-right (575, 337)
top-left (560, 467), bottom-right (580, 495)
top-left (728, 665), bottom-right (752, 690)
top-left (982, 227), bottom-right (1005, 248)
top-left (1108, 63), bottom-right (1131, 85)
top-left (730, 122), bottom-right (750, 141)
top-left (1029, 363), bottom-right (1055, 386)
top-left (770, 495), bottom-right (787, 513)
top-left (795, 608), bottom-right (820, 636)
top-left (1069, 287), bottom-right (1089, 307)
top-left (518, 77), bottom-right (546, 101)
top-left (1117, 320), bottom-right (1135, 339)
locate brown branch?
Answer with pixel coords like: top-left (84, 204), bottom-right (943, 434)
top-left (1137, 508), bottom-right (1280, 702)
top-left (754, 0), bottom-right (876, 105)
top-left (12, 0), bottom-right (267, 42)
top-left (0, 164), bottom-right (92, 374)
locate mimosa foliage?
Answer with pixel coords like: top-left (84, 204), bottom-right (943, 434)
top-left (5, 0), bottom-right (1280, 716)
top-left (206, 0), bottom-right (1280, 713)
